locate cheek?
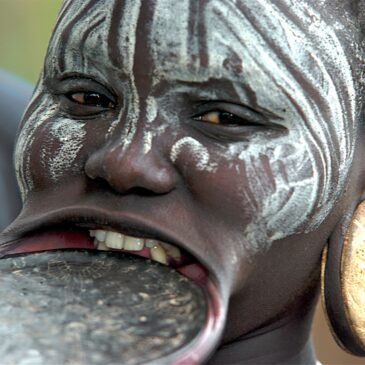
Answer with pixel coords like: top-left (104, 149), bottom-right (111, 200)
top-left (171, 137), bottom-right (318, 254)
top-left (15, 96), bottom-right (57, 200)
top-left (240, 140), bottom-right (318, 251)
top-left (39, 118), bottom-right (87, 182)
top-left (16, 113), bottom-right (91, 194)
top-left (169, 137), bottom-right (255, 230)
top-left (170, 137), bottom-right (218, 173)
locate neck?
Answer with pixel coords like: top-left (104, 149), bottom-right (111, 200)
top-left (207, 307), bottom-right (317, 365)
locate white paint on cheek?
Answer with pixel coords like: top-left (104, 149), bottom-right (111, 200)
top-left (46, 119), bottom-right (86, 181)
top-left (264, 143), bottom-right (317, 241)
top-left (231, 136), bottom-right (318, 252)
top-left (15, 95), bottom-right (57, 201)
top-left (170, 137), bottom-right (217, 172)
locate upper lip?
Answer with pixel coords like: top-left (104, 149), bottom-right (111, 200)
top-left (0, 205), bottom-right (208, 271)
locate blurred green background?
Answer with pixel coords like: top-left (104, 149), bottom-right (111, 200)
top-left (0, 0), bottom-right (62, 82)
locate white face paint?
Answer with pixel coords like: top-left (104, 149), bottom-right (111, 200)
top-left (171, 137), bottom-right (217, 172)
top-left (42, 119), bottom-right (86, 182)
top-left (15, 89), bottom-right (57, 200)
top-left (15, 0), bottom-right (362, 255)
top-left (144, 0), bottom-right (359, 249)
top-left (16, 0), bottom-right (143, 197)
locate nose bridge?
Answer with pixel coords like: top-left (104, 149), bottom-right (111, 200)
top-left (108, 91), bottom-right (159, 154)
top-left (109, 103), bottom-right (162, 165)
top-left (85, 122), bottom-right (176, 195)
top-left (108, 127), bottom-right (154, 171)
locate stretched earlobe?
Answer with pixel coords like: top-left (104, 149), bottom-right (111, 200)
top-left (322, 200), bottom-right (365, 356)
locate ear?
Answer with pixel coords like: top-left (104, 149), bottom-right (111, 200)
top-left (322, 200), bottom-right (365, 356)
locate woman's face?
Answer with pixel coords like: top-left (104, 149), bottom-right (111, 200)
top-left (5, 0), bottom-right (364, 341)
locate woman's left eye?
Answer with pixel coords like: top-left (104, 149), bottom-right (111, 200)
top-left (66, 92), bottom-right (115, 109)
top-left (193, 110), bottom-right (247, 126)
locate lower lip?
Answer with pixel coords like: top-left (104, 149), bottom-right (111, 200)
top-left (0, 229), bottom-right (225, 363)
top-left (170, 279), bottom-right (225, 365)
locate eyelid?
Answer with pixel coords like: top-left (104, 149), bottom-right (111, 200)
top-left (66, 91), bottom-right (116, 109)
top-left (193, 103), bottom-right (266, 125)
top-left (196, 100), bottom-right (284, 119)
top-left (47, 75), bottom-right (117, 104)
top-left (192, 101), bottom-right (287, 129)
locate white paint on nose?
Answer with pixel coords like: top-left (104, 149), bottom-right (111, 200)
top-left (142, 96), bottom-right (158, 154)
top-left (146, 96), bottom-right (158, 124)
top-left (143, 131), bottom-right (153, 154)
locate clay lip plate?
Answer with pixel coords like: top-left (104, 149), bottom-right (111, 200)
top-left (0, 227), bottom-right (225, 364)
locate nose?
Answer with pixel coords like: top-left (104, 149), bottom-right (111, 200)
top-left (85, 138), bottom-right (176, 195)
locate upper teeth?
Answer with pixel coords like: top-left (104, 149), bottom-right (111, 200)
top-left (89, 229), bottom-right (181, 266)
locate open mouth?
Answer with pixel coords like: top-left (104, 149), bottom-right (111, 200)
top-left (0, 224), bottom-right (226, 364)
top-left (1, 227), bottom-right (209, 284)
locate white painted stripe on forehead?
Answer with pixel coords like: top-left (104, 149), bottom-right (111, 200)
top-left (113, 0), bottom-right (142, 147)
top-left (47, 0), bottom-right (142, 75)
top-left (46, 0), bottom-right (102, 76)
top-left (114, 0), bottom-right (142, 74)
top-left (149, 0), bottom-right (191, 83)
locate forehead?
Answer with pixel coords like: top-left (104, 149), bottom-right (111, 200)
top-left (49, 0), bottom-right (339, 82)
top-left (48, 0), bottom-right (357, 127)
top-left (51, 0), bottom-right (248, 81)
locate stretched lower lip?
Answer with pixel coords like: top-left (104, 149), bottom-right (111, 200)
top-left (0, 229), bottom-right (226, 364)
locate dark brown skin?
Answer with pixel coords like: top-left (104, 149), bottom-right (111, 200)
top-left (2, 0), bottom-right (365, 363)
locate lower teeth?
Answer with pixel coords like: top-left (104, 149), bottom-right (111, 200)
top-left (150, 243), bottom-right (168, 265)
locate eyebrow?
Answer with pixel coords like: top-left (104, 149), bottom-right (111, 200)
top-left (151, 76), bottom-right (284, 120)
top-left (152, 77), bottom-right (263, 105)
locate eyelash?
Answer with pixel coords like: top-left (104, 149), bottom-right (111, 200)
top-left (62, 88), bottom-right (272, 131)
top-left (65, 92), bottom-right (246, 127)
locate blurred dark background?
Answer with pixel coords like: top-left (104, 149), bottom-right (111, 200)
top-left (0, 1), bottom-right (363, 364)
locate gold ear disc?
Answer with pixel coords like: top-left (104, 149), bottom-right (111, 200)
top-left (341, 201), bottom-right (365, 347)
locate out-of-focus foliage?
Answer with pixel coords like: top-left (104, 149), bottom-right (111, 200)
top-left (0, 0), bottom-right (62, 82)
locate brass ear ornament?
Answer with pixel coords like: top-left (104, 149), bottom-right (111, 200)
top-left (321, 201), bottom-right (365, 356)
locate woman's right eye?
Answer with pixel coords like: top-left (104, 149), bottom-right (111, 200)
top-left (66, 91), bottom-right (115, 109)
